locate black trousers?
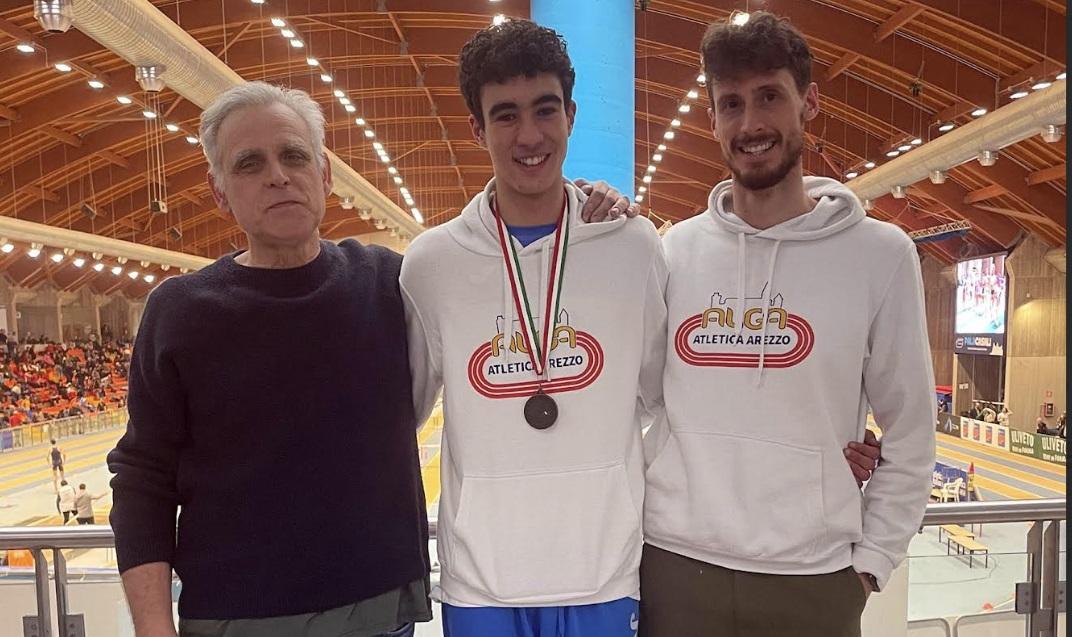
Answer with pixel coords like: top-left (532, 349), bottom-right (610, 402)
top-left (639, 544), bottom-right (868, 637)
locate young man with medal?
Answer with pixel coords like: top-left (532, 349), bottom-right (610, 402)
top-left (400, 19), bottom-right (666, 636)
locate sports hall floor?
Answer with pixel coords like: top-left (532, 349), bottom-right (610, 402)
top-left (0, 420), bottom-right (1063, 629)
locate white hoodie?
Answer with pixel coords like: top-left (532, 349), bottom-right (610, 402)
top-left (402, 179), bottom-right (667, 607)
top-left (644, 177), bottom-right (936, 590)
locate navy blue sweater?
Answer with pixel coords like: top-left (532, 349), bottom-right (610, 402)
top-left (107, 240), bottom-right (430, 619)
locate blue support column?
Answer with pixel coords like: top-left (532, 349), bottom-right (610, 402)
top-left (531, 0), bottom-right (634, 198)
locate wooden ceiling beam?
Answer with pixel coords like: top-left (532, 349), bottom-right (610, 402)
top-left (22, 185), bottom-right (60, 203)
top-left (1026, 163), bottom-right (1065, 186)
top-left (999, 60), bottom-right (1063, 92)
top-left (96, 149), bottom-right (130, 170)
top-left (0, 102), bottom-right (17, 122)
top-left (824, 52), bottom-right (861, 81)
top-left (971, 205), bottom-right (1062, 231)
top-left (41, 125), bottom-right (82, 149)
top-left (874, 3), bottom-right (927, 43)
top-left (0, 17), bottom-right (37, 44)
top-left (963, 184), bottom-right (1010, 204)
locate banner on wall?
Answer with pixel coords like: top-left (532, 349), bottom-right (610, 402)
top-left (936, 413), bottom-right (961, 436)
top-left (1007, 429), bottom-right (1066, 466)
top-left (958, 417), bottom-right (1010, 451)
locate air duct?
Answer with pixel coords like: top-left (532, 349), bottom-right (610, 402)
top-left (68, 0), bottom-right (423, 239)
top-left (848, 83), bottom-right (1065, 202)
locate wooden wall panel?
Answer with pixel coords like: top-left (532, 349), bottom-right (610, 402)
top-left (1005, 235), bottom-right (1066, 432)
top-left (921, 255), bottom-right (955, 386)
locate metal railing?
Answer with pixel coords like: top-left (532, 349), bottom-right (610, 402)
top-left (0, 501), bottom-right (1064, 637)
top-left (0, 408), bottom-right (127, 453)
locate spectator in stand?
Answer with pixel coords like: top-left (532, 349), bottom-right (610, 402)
top-left (1057, 412), bottom-right (1066, 439)
top-left (996, 406), bottom-right (1010, 428)
top-left (1036, 417), bottom-right (1054, 436)
top-left (980, 404), bottom-right (997, 423)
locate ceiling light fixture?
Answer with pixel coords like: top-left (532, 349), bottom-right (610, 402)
top-left (885, 150), bottom-right (900, 158)
top-left (492, 14), bottom-right (507, 26)
top-left (929, 169), bottom-right (947, 184)
top-left (53, 62), bottom-right (72, 72)
top-left (730, 11), bottom-right (750, 25)
top-left (116, 95), bottom-right (133, 105)
top-left (354, 117), bottom-right (366, 126)
top-left (642, 175), bottom-right (652, 183)
top-left (1010, 90), bottom-right (1029, 100)
top-left (280, 28), bottom-right (295, 38)
top-left (938, 122), bottom-right (955, 132)
top-left (364, 130), bottom-right (375, 138)
top-left (142, 110), bottom-right (157, 119)
top-left (128, 270), bottom-right (140, 279)
top-left (306, 57), bottom-right (318, 66)
top-left (165, 123), bottom-right (179, 132)
top-left (411, 208), bottom-right (423, 223)
top-left (664, 131), bottom-right (675, 140)
top-left (911, 138), bottom-right (923, 145)
top-left (1040, 124), bottom-right (1062, 143)
top-left (1032, 81), bottom-right (1052, 90)
top-left (647, 165), bottom-right (656, 173)
top-left (339, 97), bottom-right (351, 105)
top-left (16, 43), bottom-right (35, 54)
top-left (144, 274), bottom-right (156, 283)
top-left (864, 161), bottom-right (876, 169)
top-left (87, 79), bottom-right (105, 89)
top-left (845, 171), bottom-right (858, 179)
top-left (393, 176), bottom-right (403, 185)
top-left (270, 17), bottom-right (286, 27)
top-left (28, 246), bottom-right (41, 258)
top-left (670, 119), bottom-right (682, 127)
top-left (697, 73), bottom-right (706, 84)
top-left (891, 185), bottom-right (907, 199)
top-left (0, 242), bottom-right (13, 253)
top-left (971, 108), bottom-right (987, 117)
top-left (898, 144), bottom-right (912, 152)
top-left (862, 199), bottom-right (873, 211)
top-left (687, 89), bottom-right (699, 100)
top-left (635, 195), bottom-right (644, 203)
top-left (92, 262), bottom-right (104, 272)
top-left (1057, 72), bottom-right (1066, 81)
top-left (637, 186), bottom-right (647, 193)
top-left (333, 89), bottom-right (344, 98)
top-left (185, 135), bottom-right (199, 144)
top-left (678, 104), bottom-right (691, 113)
top-left (73, 257), bottom-right (85, 268)
top-left (289, 39), bottom-right (304, 48)
top-left (387, 166), bottom-right (398, 175)
top-left (978, 150), bottom-right (998, 166)
top-left (652, 153), bottom-right (663, 162)
top-left (657, 144), bottom-right (667, 151)
top-left (320, 73), bottom-right (332, 83)
top-left (50, 252), bottom-right (63, 263)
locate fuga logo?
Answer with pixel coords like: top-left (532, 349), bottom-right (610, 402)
top-left (467, 309), bottom-right (604, 399)
top-left (674, 285), bottom-right (815, 369)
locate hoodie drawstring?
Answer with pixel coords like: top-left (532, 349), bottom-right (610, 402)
top-left (540, 238), bottom-right (554, 383)
top-left (735, 233), bottom-right (747, 336)
top-left (755, 240), bottom-right (782, 387)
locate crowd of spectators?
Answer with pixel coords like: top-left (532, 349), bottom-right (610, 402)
top-left (0, 331), bottom-right (130, 428)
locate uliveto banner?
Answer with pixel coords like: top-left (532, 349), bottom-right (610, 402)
top-left (1009, 429), bottom-right (1066, 466)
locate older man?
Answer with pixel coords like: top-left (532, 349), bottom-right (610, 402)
top-left (107, 81), bottom-right (630, 637)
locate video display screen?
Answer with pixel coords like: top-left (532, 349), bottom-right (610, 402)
top-left (954, 254), bottom-right (1007, 356)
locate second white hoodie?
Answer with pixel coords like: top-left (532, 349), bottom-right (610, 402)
top-left (644, 177), bottom-right (936, 590)
top-left (402, 179), bottom-right (668, 608)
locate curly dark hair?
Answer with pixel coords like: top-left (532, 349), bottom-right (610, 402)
top-left (700, 12), bottom-right (811, 96)
top-left (458, 19), bottom-right (576, 127)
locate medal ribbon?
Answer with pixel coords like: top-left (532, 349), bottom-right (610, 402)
top-left (491, 190), bottom-right (569, 379)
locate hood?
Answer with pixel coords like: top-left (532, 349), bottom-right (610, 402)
top-left (447, 178), bottom-right (627, 256)
top-left (707, 176), bottom-right (865, 241)
top-left (704, 176), bottom-right (865, 387)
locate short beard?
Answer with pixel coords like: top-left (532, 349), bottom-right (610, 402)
top-left (728, 130), bottom-right (804, 192)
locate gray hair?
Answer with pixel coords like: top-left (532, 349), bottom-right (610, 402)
top-left (199, 81), bottom-right (327, 182)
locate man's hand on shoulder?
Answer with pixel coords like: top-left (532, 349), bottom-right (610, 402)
top-left (574, 178), bottom-right (640, 222)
